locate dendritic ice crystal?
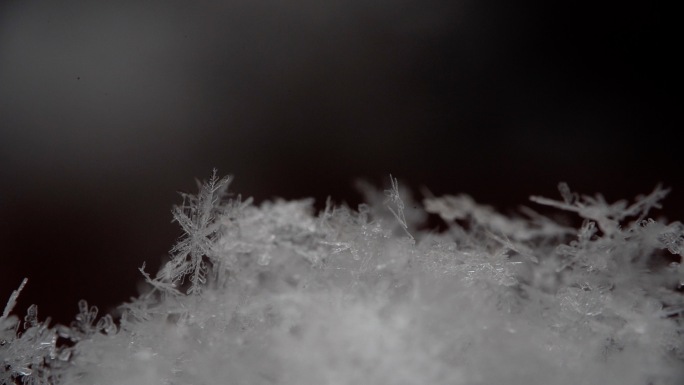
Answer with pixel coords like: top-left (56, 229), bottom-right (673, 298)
top-left (2, 171), bottom-right (684, 385)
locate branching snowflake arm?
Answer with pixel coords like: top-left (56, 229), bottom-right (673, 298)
top-left (531, 182), bottom-right (670, 235)
top-left (155, 169), bottom-right (233, 295)
top-left (384, 174), bottom-right (414, 242)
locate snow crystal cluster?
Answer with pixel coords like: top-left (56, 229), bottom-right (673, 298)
top-left (2, 171), bottom-right (683, 385)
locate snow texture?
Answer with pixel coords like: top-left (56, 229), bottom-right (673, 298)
top-left (2, 171), bottom-right (683, 385)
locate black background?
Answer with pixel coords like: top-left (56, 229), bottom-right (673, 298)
top-left (1, 0), bottom-right (680, 325)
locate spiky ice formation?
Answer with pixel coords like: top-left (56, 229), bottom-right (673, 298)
top-left (2, 171), bottom-right (683, 385)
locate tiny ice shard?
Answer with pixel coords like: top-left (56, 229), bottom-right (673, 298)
top-left (257, 251), bottom-right (272, 266)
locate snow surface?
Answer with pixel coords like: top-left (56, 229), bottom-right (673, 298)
top-left (2, 171), bottom-right (683, 385)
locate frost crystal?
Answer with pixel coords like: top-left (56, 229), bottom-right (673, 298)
top-left (2, 174), bottom-right (683, 385)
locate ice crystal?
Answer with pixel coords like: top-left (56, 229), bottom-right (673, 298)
top-left (2, 174), bottom-right (683, 385)
top-left (157, 168), bottom-right (232, 295)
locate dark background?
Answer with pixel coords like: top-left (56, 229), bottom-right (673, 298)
top-left (0, 0), bottom-right (680, 325)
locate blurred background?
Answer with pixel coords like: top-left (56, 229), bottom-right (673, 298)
top-left (0, 0), bottom-right (679, 324)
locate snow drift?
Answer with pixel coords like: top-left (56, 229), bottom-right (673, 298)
top-left (2, 171), bottom-right (683, 385)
